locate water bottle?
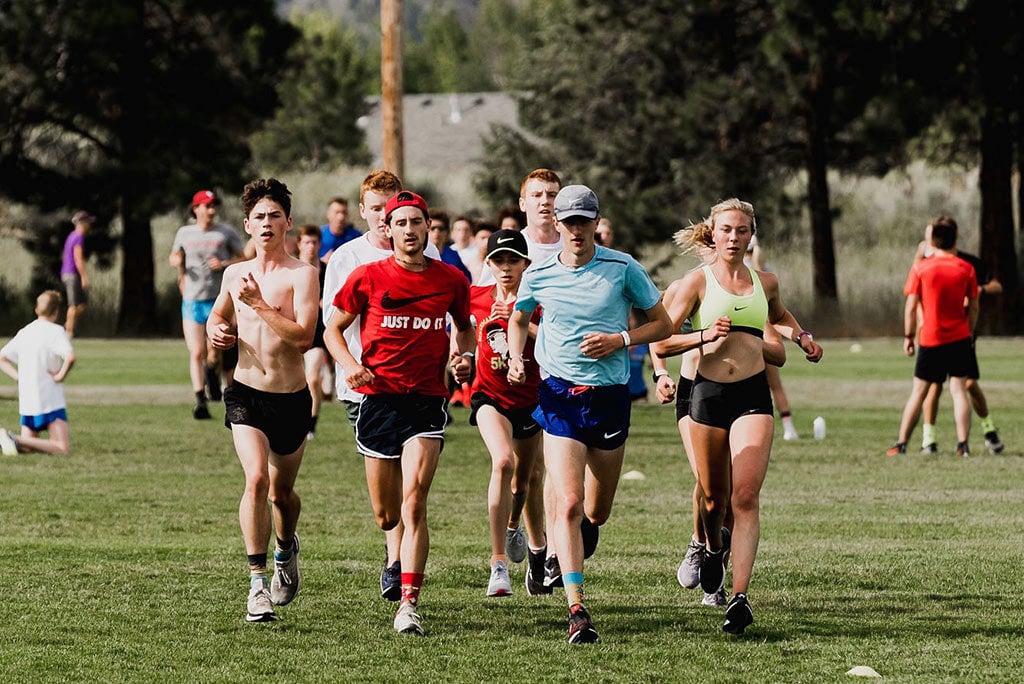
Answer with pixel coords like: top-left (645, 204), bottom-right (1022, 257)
top-left (813, 416), bottom-right (826, 440)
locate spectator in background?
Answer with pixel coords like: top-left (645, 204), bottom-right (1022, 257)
top-left (0, 290), bottom-right (76, 455)
top-left (450, 215), bottom-right (481, 281)
top-left (495, 205), bottom-right (525, 232)
top-left (61, 210), bottom-right (93, 338)
top-left (428, 209), bottom-right (473, 282)
top-left (595, 217), bottom-right (614, 248)
top-left (907, 221), bottom-right (1003, 454)
top-left (169, 189), bottom-right (246, 420)
top-left (471, 222), bottom-right (497, 284)
top-left (319, 197), bottom-right (361, 263)
top-left (296, 224), bottom-right (331, 440)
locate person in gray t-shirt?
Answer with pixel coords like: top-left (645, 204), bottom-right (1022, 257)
top-left (170, 189), bottom-right (245, 419)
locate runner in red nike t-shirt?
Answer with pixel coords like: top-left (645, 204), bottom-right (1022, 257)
top-left (325, 190), bottom-right (473, 637)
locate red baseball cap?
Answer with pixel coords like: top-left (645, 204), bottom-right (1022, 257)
top-left (384, 190), bottom-right (428, 222)
top-left (192, 190), bottom-right (217, 207)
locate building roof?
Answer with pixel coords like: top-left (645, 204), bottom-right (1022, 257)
top-left (360, 92), bottom-right (522, 171)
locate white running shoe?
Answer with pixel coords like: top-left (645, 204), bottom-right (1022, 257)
top-left (783, 427), bottom-right (800, 441)
top-left (394, 601), bottom-right (424, 635)
top-left (487, 560), bottom-right (512, 597)
top-left (505, 525), bottom-right (527, 563)
top-left (246, 578), bottom-right (278, 622)
top-left (0, 429), bottom-right (18, 456)
top-left (270, 534), bottom-right (300, 606)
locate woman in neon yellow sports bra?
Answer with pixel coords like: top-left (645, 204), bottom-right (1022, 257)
top-left (655, 198), bottom-right (823, 635)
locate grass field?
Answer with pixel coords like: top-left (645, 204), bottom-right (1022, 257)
top-left (1, 338), bottom-right (1023, 682)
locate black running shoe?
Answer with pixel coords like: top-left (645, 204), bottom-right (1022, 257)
top-left (920, 443), bottom-right (938, 455)
top-left (886, 442), bottom-right (906, 456)
top-left (193, 402), bottom-right (211, 420)
top-left (567, 604), bottom-right (599, 644)
top-left (723, 592), bottom-right (754, 634)
top-left (525, 549), bottom-right (552, 596)
top-left (380, 552), bottom-right (402, 601)
top-left (581, 516), bottom-right (600, 560)
top-left (543, 554), bottom-right (564, 588)
top-left (955, 441), bottom-right (970, 458)
top-left (984, 431), bottom-right (1005, 454)
top-left (699, 528), bottom-right (730, 594)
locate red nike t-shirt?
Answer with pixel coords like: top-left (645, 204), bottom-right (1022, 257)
top-left (904, 254), bottom-right (977, 347)
top-left (334, 257), bottom-right (471, 396)
top-left (469, 285), bottom-right (541, 410)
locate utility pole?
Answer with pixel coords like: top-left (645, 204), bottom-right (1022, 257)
top-left (381, 0), bottom-right (404, 180)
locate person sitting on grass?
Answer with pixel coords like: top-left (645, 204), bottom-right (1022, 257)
top-left (0, 290), bottom-right (76, 455)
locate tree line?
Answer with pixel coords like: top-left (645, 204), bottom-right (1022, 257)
top-left (1, 0), bottom-right (1020, 333)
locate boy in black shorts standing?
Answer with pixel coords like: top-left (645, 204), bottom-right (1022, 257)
top-left (324, 190), bottom-right (474, 636)
top-left (207, 178), bottom-right (320, 622)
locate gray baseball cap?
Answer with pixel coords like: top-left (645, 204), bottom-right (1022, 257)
top-left (553, 185), bottom-right (599, 221)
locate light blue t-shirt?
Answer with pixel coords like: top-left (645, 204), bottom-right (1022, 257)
top-left (515, 246), bottom-right (661, 386)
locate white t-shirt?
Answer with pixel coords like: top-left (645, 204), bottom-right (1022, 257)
top-left (476, 231), bottom-right (563, 286)
top-left (322, 234), bottom-right (441, 402)
top-left (0, 319), bottom-right (74, 416)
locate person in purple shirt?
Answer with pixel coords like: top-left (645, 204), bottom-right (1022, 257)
top-left (61, 210), bottom-right (94, 337)
top-left (319, 197), bottom-right (362, 263)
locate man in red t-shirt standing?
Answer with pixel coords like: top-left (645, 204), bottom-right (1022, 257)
top-left (324, 190), bottom-right (474, 636)
top-left (887, 216), bottom-right (979, 457)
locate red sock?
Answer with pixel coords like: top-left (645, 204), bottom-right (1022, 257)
top-left (401, 572), bottom-right (424, 605)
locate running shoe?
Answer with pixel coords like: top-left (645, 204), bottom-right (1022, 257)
top-left (380, 551), bottom-right (402, 602)
top-left (677, 537), bottom-right (704, 589)
top-left (393, 601), bottom-right (424, 635)
top-left (581, 517), bottom-right (600, 559)
top-left (701, 589), bottom-right (727, 607)
top-left (984, 431), bottom-right (1005, 454)
top-left (525, 549), bottom-right (552, 596)
top-left (885, 442), bottom-right (906, 456)
top-left (306, 431), bottom-right (316, 441)
top-left (505, 525), bottom-right (527, 563)
top-left (920, 443), bottom-right (938, 455)
top-left (487, 560), bottom-right (512, 597)
top-left (782, 426), bottom-right (800, 441)
top-left (698, 528), bottom-right (730, 594)
top-left (270, 534), bottom-right (300, 606)
top-left (193, 402), bottom-right (211, 420)
top-left (955, 442), bottom-right (970, 458)
top-left (246, 578), bottom-right (278, 622)
top-left (722, 592), bottom-right (754, 634)
top-left (0, 429), bottom-right (17, 456)
top-left (567, 604), bottom-right (599, 644)
top-left (543, 554), bottom-right (564, 589)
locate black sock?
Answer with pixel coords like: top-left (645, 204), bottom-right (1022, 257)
top-left (276, 536), bottom-right (294, 552)
top-left (195, 391), bottom-right (207, 404)
top-left (247, 552), bottom-right (268, 570)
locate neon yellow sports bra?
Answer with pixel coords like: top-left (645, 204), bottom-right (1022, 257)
top-left (691, 264), bottom-right (768, 338)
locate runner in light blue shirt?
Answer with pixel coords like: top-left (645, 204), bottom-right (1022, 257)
top-left (506, 184), bottom-right (670, 645)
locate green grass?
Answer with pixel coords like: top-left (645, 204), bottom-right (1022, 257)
top-left (1, 339), bottom-right (1023, 682)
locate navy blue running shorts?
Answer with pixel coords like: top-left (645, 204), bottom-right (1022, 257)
top-left (356, 394), bottom-right (448, 459)
top-left (533, 376), bottom-right (631, 450)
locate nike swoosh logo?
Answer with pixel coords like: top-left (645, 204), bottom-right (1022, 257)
top-left (603, 430), bottom-right (622, 439)
top-left (497, 237), bottom-right (514, 243)
top-left (381, 291), bottom-right (444, 309)
top-left (734, 306), bottom-right (748, 311)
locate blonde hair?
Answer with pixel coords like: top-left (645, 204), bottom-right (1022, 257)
top-left (36, 290), bottom-right (63, 318)
top-left (673, 198), bottom-right (756, 253)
